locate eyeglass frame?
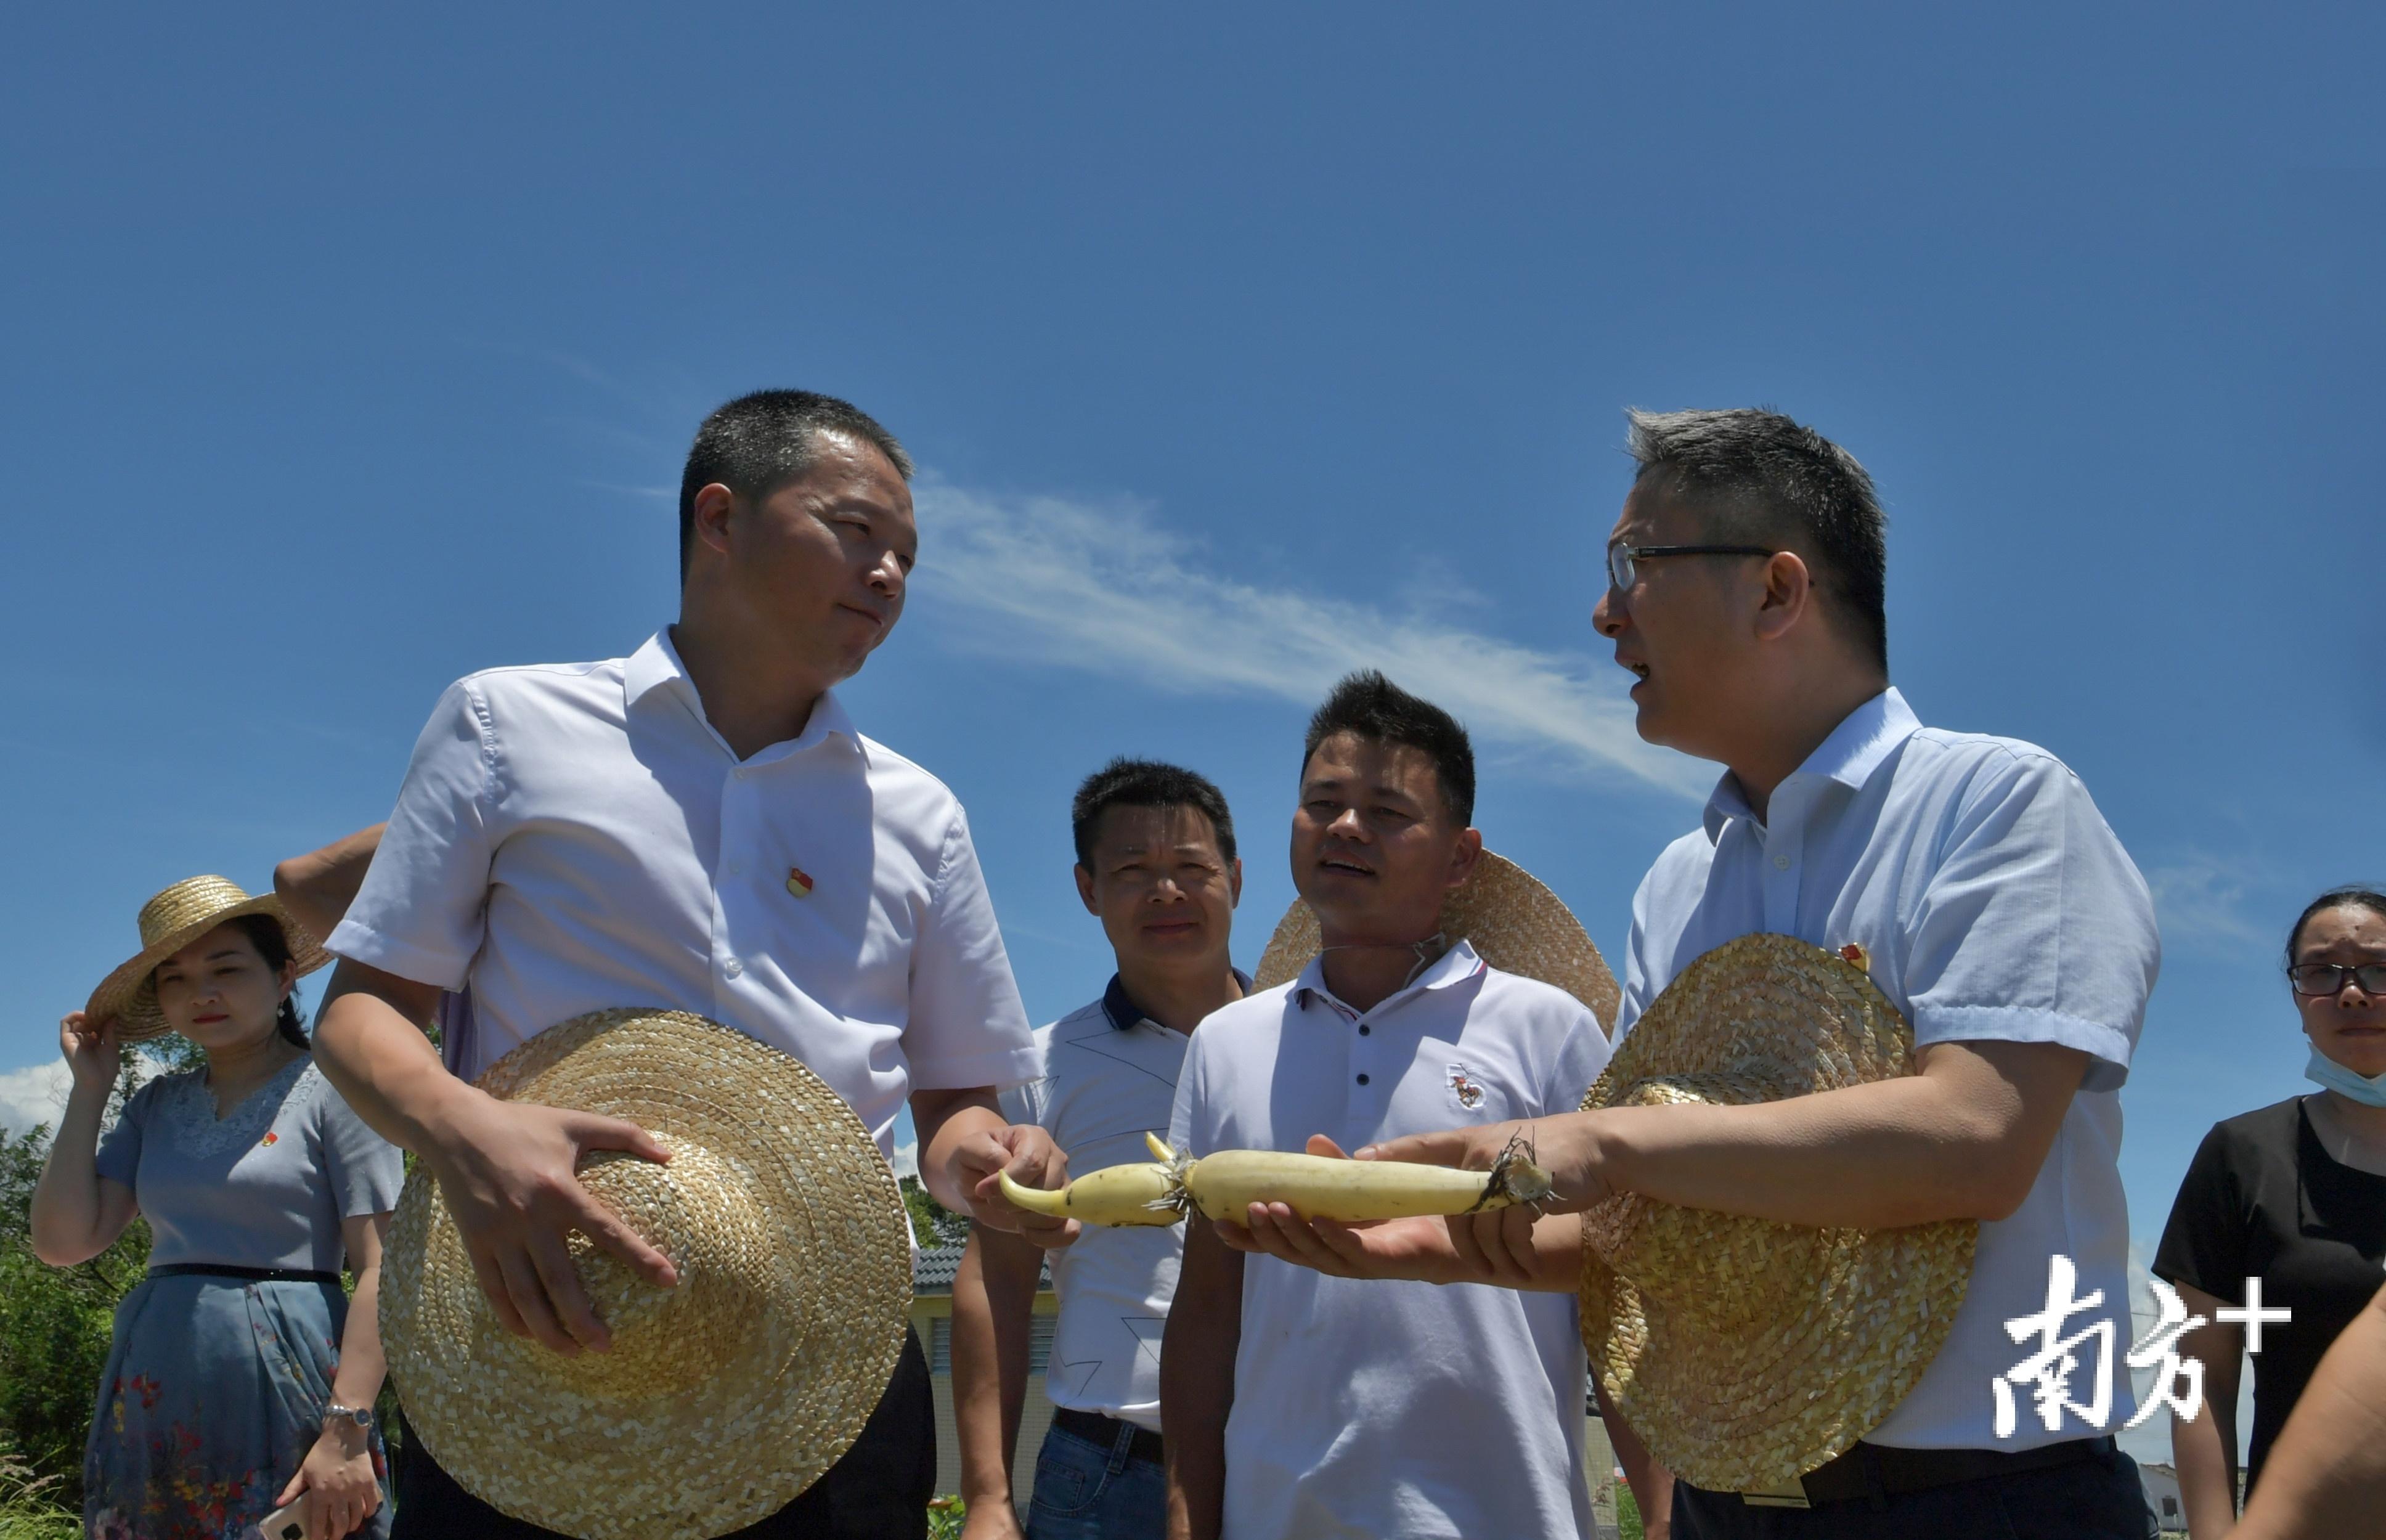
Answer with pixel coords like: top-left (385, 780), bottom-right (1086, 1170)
top-left (2288, 961), bottom-right (2386, 997)
top-left (1605, 542), bottom-right (1779, 593)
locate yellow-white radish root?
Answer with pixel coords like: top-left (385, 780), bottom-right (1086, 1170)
top-left (998, 1131), bottom-right (1553, 1227)
top-left (995, 1160), bottom-right (1182, 1226)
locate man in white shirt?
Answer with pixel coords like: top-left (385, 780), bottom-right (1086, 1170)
top-left (1253, 409), bottom-right (2162, 1537)
top-left (950, 760), bottom-right (1247, 1540)
top-left (312, 389), bottom-right (1072, 1539)
top-left (1160, 672), bottom-right (1612, 1540)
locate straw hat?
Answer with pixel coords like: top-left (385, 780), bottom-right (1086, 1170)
top-left (1252, 850), bottom-right (1619, 1032)
top-left (84, 875), bottom-right (331, 1041)
top-left (1577, 933), bottom-right (1979, 1494)
top-left (380, 1008), bottom-right (913, 1540)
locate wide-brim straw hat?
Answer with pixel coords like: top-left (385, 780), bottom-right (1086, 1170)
top-left (84, 874), bottom-right (331, 1041)
top-left (1578, 933), bottom-right (1979, 1494)
top-left (380, 1008), bottom-right (913, 1540)
top-left (1252, 849), bottom-right (1619, 1032)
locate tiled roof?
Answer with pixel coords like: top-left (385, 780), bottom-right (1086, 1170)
top-left (910, 1242), bottom-right (1053, 1297)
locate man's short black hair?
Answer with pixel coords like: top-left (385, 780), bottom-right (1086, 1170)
top-left (1625, 407), bottom-right (1889, 671)
top-left (1301, 670), bottom-right (1475, 826)
top-left (678, 389), bottom-right (914, 582)
top-left (1071, 759), bottom-right (1238, 868)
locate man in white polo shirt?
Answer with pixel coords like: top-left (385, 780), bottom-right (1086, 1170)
top-left (1160, 672), bottom-right (1611, 1540)
top-left (312, 389), bottom-right (1070, 1540)
top-left (1288, 409), bottom-right (2162, 1537)
top-left (950, 759), bottom-right (1247, 1540)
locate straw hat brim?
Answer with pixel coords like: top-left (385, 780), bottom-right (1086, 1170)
top-left (380, 1009), bottom-right (913, 1540)
top-left (1576, 934), bottom-right (1977, 1493)
top-left (84, 890), bottom-right (330, 1043)
top-left (1252, 850), bottom-right (1619, 1032)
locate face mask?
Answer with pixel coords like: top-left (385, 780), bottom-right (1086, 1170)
top-left (2305, 1046), bottom-right (2386, 1109)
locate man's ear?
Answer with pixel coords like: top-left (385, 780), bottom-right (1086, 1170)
top-left (1752, 550), bottom-right (1815, 643)
top-left (1074, 864), bottom-right (1099, 916)
top-left (688, 483), bottom-right (740, 567)
top-left (1228, 857), bottom-right (1244, 908)
top-left (1445, 828), bottom-right (1484, 892)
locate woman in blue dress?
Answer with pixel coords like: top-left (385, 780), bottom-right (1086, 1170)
top-left (31, 876), bottom-right (404, 1540)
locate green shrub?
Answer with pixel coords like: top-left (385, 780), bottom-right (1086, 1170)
top-left (0, 1443), bottom-right (79, 1539)
top-left (1616, 1483), bottom-right (1643, 1540)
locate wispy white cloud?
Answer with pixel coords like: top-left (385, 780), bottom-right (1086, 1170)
top-left (911, 482), bottom-right (1704, 799)
top-left (0, 1061), bottom-right (70, 1139)
top-left (2145, 857), bottom-right (2270, 953)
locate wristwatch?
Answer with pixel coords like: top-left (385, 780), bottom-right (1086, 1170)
top-left (324, 1403), bottom-right (374, 1432)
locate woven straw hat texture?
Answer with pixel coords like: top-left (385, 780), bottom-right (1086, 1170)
top-left (84, 874), bottom-right (330, 1041)
top-left (1252, 850), bottom-right (1619, 1033)
top-left (1578, 934), bottom-right (1978, 1493)
top-left (381, 1009), bottom-right (913, 1540)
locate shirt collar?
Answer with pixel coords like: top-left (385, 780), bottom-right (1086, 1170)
top-left (1102, 968), bottom-right (1256, 1030)
top-left (1292, 937), bottom-right (1486, 1016)
top-left (623, 629), bottom-right (860, 759)
top-left (1702, 686), bottom-right (1921, 839)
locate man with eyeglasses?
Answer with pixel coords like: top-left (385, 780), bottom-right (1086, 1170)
top-left (1228, 408), bottom-right (2164, 1539)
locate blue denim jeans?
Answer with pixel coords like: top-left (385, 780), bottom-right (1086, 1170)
top-left (1022, 1419), bottom-right (1167, 1540)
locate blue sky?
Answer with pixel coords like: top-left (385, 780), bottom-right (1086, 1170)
top-left (2, 6), bottom-right (2379, 1440)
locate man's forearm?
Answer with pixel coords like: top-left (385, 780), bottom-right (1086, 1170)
top-left (1591, 1041), bottom-right (2088, 1228)
top-left (1162, 1227), bottom-right (1241, 1540)
top-left (951, 1227), bottom-right (1041, 1513)
top-left (314, 961), bottom-right (466, 1155)
top-left (272, 823), bottom-right (386, 945)
top-left (913, 1088), bottom-right (1007, 1214)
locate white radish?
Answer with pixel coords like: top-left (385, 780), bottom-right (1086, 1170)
top-left (996, 1131), bottom-right (1552, 1227)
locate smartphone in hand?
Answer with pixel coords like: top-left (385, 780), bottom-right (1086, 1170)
top-left (240, 1498), bottom-right (306, 1540)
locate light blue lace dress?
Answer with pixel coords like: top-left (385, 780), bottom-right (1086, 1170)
top-left (86, 1054), bottom-right (403, 1540)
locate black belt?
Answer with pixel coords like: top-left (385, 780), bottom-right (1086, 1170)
top-left (1735, 1436), bottom-right (2115, 1508)
top-left (148, 1263), bottom-right (344, 1287)
top-left (1052, 1406), bottom-right (1164, 1466)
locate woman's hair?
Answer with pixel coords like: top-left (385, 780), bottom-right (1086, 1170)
top-left (227, 911), bottom-right (311, 1051)
top-left (2284, 886), bottom-right (2386, 974)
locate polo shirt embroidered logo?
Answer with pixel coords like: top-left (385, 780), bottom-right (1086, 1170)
top-left (785, 864), bottom-right (815, 898)
top-left (1447, 1064), bottom-right (1485, 1110)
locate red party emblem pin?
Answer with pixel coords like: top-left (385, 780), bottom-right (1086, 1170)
top-left (786, 865), bottom-right (815, 898)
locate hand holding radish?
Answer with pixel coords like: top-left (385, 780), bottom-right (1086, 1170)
top-left (958, 1122), bottom-right (1078, 1249)
top-left (1361, 1114), bottom-right (1616, 1213)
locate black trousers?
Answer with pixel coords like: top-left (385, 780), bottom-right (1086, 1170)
top-left (392, 1329), bottom-right (935, 1539)
top-left (1670, 1441), bottom-right (2155, 1540)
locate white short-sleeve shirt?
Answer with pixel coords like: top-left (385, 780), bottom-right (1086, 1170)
top-left (328, 630), bottom-right (1041, 1163)
top-left (1168, 942), bottom-right (1610, 1540)
top-left (1618, 686), bottom-right (2160, 1453)
top-left (998, 973), bottom-right (1242, 1432)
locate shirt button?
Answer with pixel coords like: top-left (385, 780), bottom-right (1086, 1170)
top-left (724, 958), bottom-right (744, 979)
top-left (1356, 1073), bottom-right (1370, 1086)
top-left (1773, 854), bottom-right (1791, 870)
top-left (734, 767), bottom-right (751, 781)
top-left (1358, 1025), bottom-right (1370, 1036)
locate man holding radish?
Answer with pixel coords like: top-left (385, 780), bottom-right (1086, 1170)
top-left (1234, 409), bottom-right (2162, 1538)
top-left (1159, 671), bottom-right (1612, 1540)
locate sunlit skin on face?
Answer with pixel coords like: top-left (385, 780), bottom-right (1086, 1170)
top-left (691, 430), bottom-right (918, 695)
top-left (1075, 804), bottom-right (1242, 977)
top-left (149, 923), bottom-right (296, 1056)
top-left (2296, 906), bottom-right (2386, 1080)
top-left (1290, 733), bottom-right (1480, 949)
top-left (1590, 478), bottom-right (1776, 760)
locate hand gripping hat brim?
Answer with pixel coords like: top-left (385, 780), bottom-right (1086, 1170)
top-left (1252, 850), bottom-right (1619, 1032)
top-left (1578, 934), bottom-right (1979, 1494)
top-left (85, 874), bottom-right (332, 1042)
top-left (380, 1009), bottom-right (913, 1540)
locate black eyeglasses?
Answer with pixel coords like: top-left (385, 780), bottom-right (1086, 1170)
top-left (2289, 962), bottom-right (2386, 996)
top-left (1606, 542), bottom-right (1777, 592)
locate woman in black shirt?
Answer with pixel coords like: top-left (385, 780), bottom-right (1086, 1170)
top-left (2154, 885), bottom-right (2386, 1536)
